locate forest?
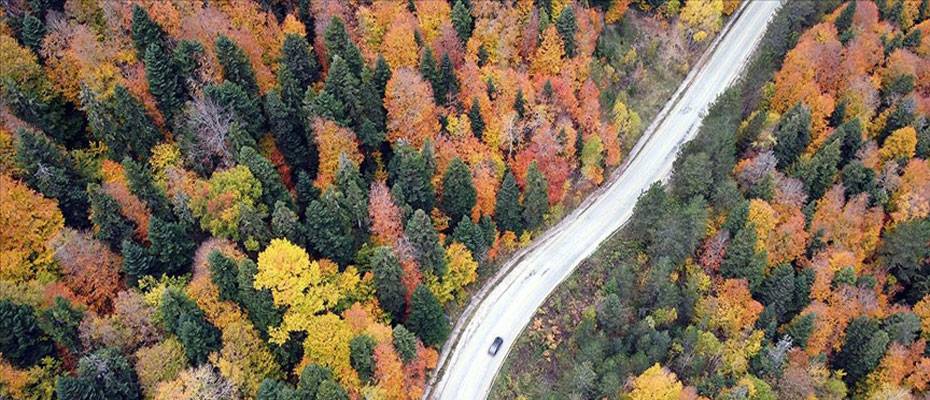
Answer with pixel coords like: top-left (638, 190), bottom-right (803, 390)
top-left (494, 0), bottom-right (930, 399)
top-left (0, 0), bottom-right (743, 399)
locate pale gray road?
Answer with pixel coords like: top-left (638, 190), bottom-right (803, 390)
top-left (426, 1), bottom-right (782, 399)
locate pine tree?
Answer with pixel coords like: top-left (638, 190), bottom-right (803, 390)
top-left (204, 81), bottom-right (265, 141)
top-left (373, 55), bottom-right (392, 99)
top-left (522, 161), bottom-right (549, 231)
top-left (420, 47), bottom-right (439, 94)
top-left (89, 187), bottom-right (136, 250)
top-left (272, 201), bottom-right (303, 245)
top-left (257, 380), bottom-right (297, 400)
top-left (173, 40), bottom-right (204, 90)
top-left (208, 250), bottom-right (240, 303)
top-left (122, 158), bottom-right (172, 220)
top-left (468, 99), bottom-right (485, 139)
top-left (240, 146), bottom-right (293, 210)
top-left (452, 215), bottom-right (487, 258)
top-left (0, 300), bottom-right (53, 368)
top-left (477, 44), bottom-right (489, 66)
top-left (37, 297), bottom-right (84, 353)
top-left (324, 17), bottom-right (364, 76)
top-left (121, 239), bottom-right (155, 285)
top-left (772, 103), bottom-right (812, 168)
top-left (436, 54), bottom-right (459, 104)
top-left (14, 128), bottom-right (90, 228)
top-left (316, 380), bottom-right (349, 400)
top-left (392, 324), bottom-right (418, 363)
top-left (305, 190), bottom-right (356, 265)
top-left (349, 335), bottom-right (376, 383)
top-left (451, 0), bottom-right (473, 42)
top-left (144, 42), bottom-right (184, 124)
top-left (798, 136), bottom-right (840, 201)
top-left (84, 86), bottom-right (161, 161)
top-left (131, 4), bottom-right (166, 58)
top-left (56, 349), bottom-right (141, 400)
top-left (440, 158), bottom-right (476, 224)
top-left (389, 145), bottom-right (435, 212)
top-left (322, 55), bottom-right (362, 127)
top-left (514, 89), bottom-right (526, 119)
top-left (720, 222), bottom-right (766, 291)
top-left (335, 157), bottom-right (370, 235)
top-left (265, 90), bottom-right (311, 175)
top-left (835, 0), bottom-right (857, 37)
top-left (160, 288), bottom-right (221, 365)
top-left (296, 170), bottom-right (320, 214)
top-left (406, 284), bottom-right (449, 347)
top-left (494, 170), bottom-right (524, 234)
top-left (216, 35), bottom-right (260, 99)
top-left (372, 246), bottom-right (406, 321)
top-left (834, 317), bottom-right (890, 385)
top-left (281, 33), bottom-right (320, 93)
top-left (237, 259), bottom-right (283, 336)
top-left (556, 5), bottom-right (577, 57)
top-left (148, 216), bottom-right (196, 276)
top-left (297, 364), bottom-right (334, 399)
top-left (406, 209), bottom-right (447, 276)
top-left (20, 14), bottom-right (45, 53)
top-left (836, 118), bottom-right (862, 166)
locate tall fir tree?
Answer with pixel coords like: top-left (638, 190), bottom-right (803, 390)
top-left (772, 103), bottom-right (812, 168)
top-left (451, 0), bottom-right (473, 42)
top-left (305, 189), bottom-right (357, 265)
top-left (0, 300), bottom-right (54, 368)
top-left (147, 216), bottom-right (196, 276)
top-left (406, 284), bottom-right (450, 347)
top-left (173, 40), bottom-right (204, 90)
top-left (436, 54), bottom-right (459, 104)
top-left (556, 5), bottom-right (577, 57)
top-left (720, 222), bottom-right (767, 291)
top-left (14, 128), bottom-right (90, 228)
top-left (89, 187), bottom-right (136, 251)
top-left (122, 158), bottom-right (172, 220)
top-left (522, 161), bottom-right (549, 231)
top-left (55, 349), bottom-right (141, 400)
top-left (239, 146), bottom-right (293, 211)
top-left (280, 33), bottom-right (320, 93)
top-left (216, 35), bottom-right (260, 99)
top-left (323, 17), bottom-right (364, 76)
top-left (372, 55), bottom-right (392, 99)
top-left (121, 239), bottom-right (155, 285)
top-left (204, 81), bottom-right (265, 141)
top-left (371, 246), bottom-right (406, 321)
top-left (20, 14), bottom-right (45, 53)
top-left (514, 89), bottom-right (526, 119)
top-left (389, 145), bottom-right (436, 212)
top-left (468, 99), bottom-right (485, 139)
top-left (83, 85), bottom-right (161, 161)
top-left (440, 158), bottom-right (476, 224)
top-left (130, 4), bottom-right (166, 58)
top-left (272, 200), bottom-right (303, 245)
top-left (144, 42), bottom-right (185, 125)
top-left (494, 170), bottom-right (524, 234)
top-left (834, 317), bottom-right (890, 385)
top-left (237, 259), bottom-right (283, 336)
top-left (405, 209), bottom-right (447, 276)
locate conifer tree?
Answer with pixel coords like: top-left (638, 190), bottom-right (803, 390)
top-left (468, 99), bottom-right (485, 139)
top-left (420, 47), bottom-right (439, 94)
top-left (349, 335), bottom-right (376, 383)
top-left (514, 89), bottom-right (526, 119)
top-left (372, 246), bottom-right (406, 321)
top-left (405, 209), bottom-right (447, 276)
top-left (451, 0), bottom-right (473, 42)
top-left (144, 42), bottom-right (184, 124)
top-left (84, 86), bottom-right (161, 161)
top-left (494, 170), bottom-right (524, 234)
top-left (173, 40), bottom-right (204, 89)
top-left (37, 297), bottom-right (84, 354)
top-left (324, 17), bottom-right (364, 76)
top-left (205, 81), bottom-right (265, 141)
top-left (522, 161), bottom-right (549, 231)
top-left (20, 14), bottom-right (45, 53)
top-left (131, 4), bottom-right (166, 58)
top-left (161, 288), bottom-right (221, 365)
top-left (0, 300), bottom-right (53, 368)
top-left (436, 54), bottom-right (459, 104)
top-left (372, 55), bottom-right (392, 99)
top-left (281, 33), bottom-right (319, 93)
top-left (240, 146), bottom-right (293, 210)
top-left (305, 190), bottom-right (356, 265)
top-left (216, 35), bottom-right (260, 99)
top-left (122, 158), bottom-right (172, 220)
top-left (121, 239), bottom-right (155, 285)
top-left (271, 201), bottom-right (303, 245)
top-left (452, 215), bottom-right (488, 258)
top-left (834, 317), bottom-right (890, 385)
top-left (265, 90), bottom-right (310, 175)
top-left (440, 158), bottom-right (476, 224)
top-left (407, 284), bottom-right (449, 347)
top-left (720, 222), bottom-right (766, 291)
top-left (389, 145), bottom-right (436, 212)
top-left (56, 349), bottom-right (141, 400)
top-left (335, 157), bottom-right (370, 235)
top-left (392, 325), bottom-right (418, 363)
top-left (237, 259), bottom-right (283, 336)
top-left (556, 5), bottom-right (577, 57)
top-left (773, 103), bottom-right (811, 168)
top-left (89, 187), bottom-right (135, 250)
top-left (208, 250), bottom-right (240, 303)
top-left (147, 216), bottom-right (196, 276)
top-left (14, 128), bottom-right (90, 228)
top-left (322, 55), bottom-right (362, 127)
top-left (296, 170), bottom-right (320, 214)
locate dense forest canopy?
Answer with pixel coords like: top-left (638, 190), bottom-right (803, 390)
top-left (494, 0), bottom-right (930, 399)
top-left (0, 0), bottom-right (745, 398)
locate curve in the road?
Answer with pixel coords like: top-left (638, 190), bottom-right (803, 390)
top-left (426, 1), bottom-right (783, 399)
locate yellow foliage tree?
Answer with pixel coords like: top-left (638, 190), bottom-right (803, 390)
top-left (380, 15), bottom-right (420, 69)
top-left (747, 199), bottom-right (776, 255)
top-left (628, 363), bottom-right (684, 400)
top-left (612, 99), bottom-right (642, 139)
top-left (679, 0), bottom-right (724, 42)
top-left (0, 175), bottom-right (64, 283)
top-left (211, 321), bottom-right (283, 397)
top-left (606, 0), bottom-right (632, 24)
top-left (531, 26), bottom-right (565, 76)
top-left (299, 313), bottom-right (358, 388)
top-left (135, 338), bottom-right (188, 397)
top-left (427, 243), bottom-right (478, 304)
top-left (879, 126), bottom-right (917, 161)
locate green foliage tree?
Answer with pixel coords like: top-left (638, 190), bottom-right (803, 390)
top-left (798, 135), bottom-right (840, 201)
top-left (208, 250), bottom-right (240, 303)
top-left (148, 216), bottom-right (196, 276)
top-left (468, 98), bottom-right (485, 139)
top-left (89, 187), bottom-right (135, 250)
top-left (144, 42), bottom-right (185, 124)
top-left (20, 14), bottom-right (45, 53)
top-left (173, 40), bottom-right (204, 89)
top-left (315, 380), bottom-right (349, 400)
top-left (440, 158), bottom-right (476, 224)
top-left (407, 284), bottom-right (450, 347)
top-left (272, 200), bottom-right (303, 245)
top-left (349, 334), bottom-right (376, 383)
top-left (452, 215), bottom-right (488, 259)
top-left (883, 312), bottom-right (921, 345)
top-left (514, 89), bottom-right (526, 119)
top-left (297, 364), bottom-right (334, 399)
top-left (296, 170), bottom-right (320, 214)
top-left (122, 239), bottom-right (155, 285)
top-left (371, 246), bottom-right (406, 321)
top-left (322, 55), bottom-right (361, 127)
top-left (772, 103), bottom-right (812, 169)
top-left (720, 222), bottom-right (766, 291)
top-left (237, 259), bottom-right (283, 336)
top-left (266, 90), bottom-right (312, 176)
top-left (160, 288), bottom-right (221, 365)
top-left (204, 81), bottom-right (265, 141)
top-left (436, 54), bottom-right (459, 105)
top-left (389, 145), bottom-right (436, 212)
top-left (281, 33), bottom-right (320, 95)
top-left (240, 146), bottom-right (293, 210)
top-left (420, 47), bottom-right (438, 93)
top-left (216, 35), bottom-right (260, 99)
top-left (392, 324), bottom-right (418, 363)
top-left (670, 152), bottom-right (713, 201)
top-left (0, 299), bottom-right (53, 368)
top-left (556, 5), bottom-right (578, 57)
top-left (522, 161), bottom-right (549, 231)
top-left (324, 17), bottom-right (364, 76)
top-left (494, 170), bottom-right (524, 234)
top-left (131, 4), bottom-right (166, 58)
top-left (123, 158), bottom-right (172, 220)
top-left (834, 316), bottom-right (889, 385)
top-left (56, 348), bottom-right (141, 400)
top-left (406, 209), bottom-right (447, 276)
top-left (37, 297), bottom-right (84, 353)
top-left (758, 264), bottom-right (796, 322)
top-left (835, 0), bottom-right (856, 42)
top-left (14, 128), bottom-right (90, 228)
top-left (82, 85), bottom-right (161, 161)
top-left (879, 218), bottom-right (930, 303)
top-left (451, 0), bottom-right (473, 42)
top-left (257, 379), bottom-right (297, 400)
top-left (305, 189), bottom-right (357, 265)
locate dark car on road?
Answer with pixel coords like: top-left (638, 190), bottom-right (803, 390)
top-left (488, 337), bottom-right (504, 356)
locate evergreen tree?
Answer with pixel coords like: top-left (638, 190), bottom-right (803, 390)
top-left (281, 33), bottom-right (320, 93)
top-left (758, 264), bottom-right (796, 322)
top-left (477, 44), bottom-right (489, 66)
top-left (773, 103), bottom-right (812, 168)
top-left (14, 128), bottom-right (90, 228)
top-left (144, 42), bottom-right (185, 124)
top-left (522, 161), bottom-right (549, 231)
top-left (297, 364), bottom-right (334, 399)
top-left (83, 85), bottom-right (161, 161)
top-left (216, 35), bottom-right (260, 99)
top-left (784, 313), bottom-right (815, 349)
top-left (240, 146), bottom-right (293, 210)
top-left (440, 158), bottom-right (476, 224)
top-left (389, 145), bottom-right (436, 212)
top-left (834, 316), bottom-right (890, 385)
top-left (208, 250), bottom-right (240, 303)
top-left (0, 300), bottom-right (53, 368)
top-left (349, 335), bottom-right (376, 383)
top-left (20, 13), bottom-right (45, 53)
top-left (468, 98), bottom-right (485, 139)
top-left (89, 187), bottom-right (135, 250)
top-left (173, 40), bottom-right (204, 89)
top-left (323, 17), bottom-right (364, 76)
top-left (798, 136), bottom-right (841, 201)
top-left (272, 201), bottom-right (303, 245)
top-left (556, 5), bottom-right (578, 57)
top-left (204, 81), bottom-right (265, 141)
top-left (494, 170), bottom-right (524, 234)
top-left (514, 89), bottom-right (526, 119)
top-left (305, 190), bottom-right (357, 265)
top-left (392, 324), bottom-right (418, 363)
top-left (835, 0), bottom-right (856, 39)
top-left (836, 118), bottom-right (862, 166)
top-left (238, 259), bottom-right (283, 335)
top-left (296, 170), bottom-right (320, 215)
top-left (720, 222), bottom-right (766, 291)
top-left (406, 284), bottom-right (450, 347)
top-left (316, 380), bottom-right (349, 400)
top-left (265, 90), bottom-right (311, 175)
top-left (37, 297), bottom-right (84, 353)
top-left (335, 157), bottom-right (370, 236)
top-left (257, 379), bottom-right (297, 400)
top-left (436, 54), bottom-right (459, 104)
top-left (879, 218), bottom-right (930, 303)
top-left (130, 4), bottom-right (166, 58)
top-left (406, 209), bottom-right (447, 276)
top-left (56, 349), bottom-right (141, 400)
top-left (451, 0), bottom-right (473, 42)
top-left (452, 215), bottom-right (488, 258)
top-left (371, 246), bottom-right (406, 321)
top-left (372, 55), bottom-right (392, 99)
top-left (357, 71), bottom-right (386, 148)
top-left (122, 158), bottom-right (172, 220)
top-left (420, 47), bottom-right (439, 94)
top-left (160, 288), bottom-right (221, 365)
top-left (147, 216), bottom-right (196, 276)
top-left (121, 239), bottom-right (155, 285)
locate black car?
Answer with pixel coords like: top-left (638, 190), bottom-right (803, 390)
top-left (488, 337), bottom-right (504, 356)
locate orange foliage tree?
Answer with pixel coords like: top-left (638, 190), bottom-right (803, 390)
top-left (385, 69), bottom-right (440, 148)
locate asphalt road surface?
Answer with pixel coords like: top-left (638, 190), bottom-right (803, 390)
top-left (426, 1), bottom-right (783, 398)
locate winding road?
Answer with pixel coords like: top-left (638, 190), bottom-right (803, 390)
top-left (426, 1), bottom-right (783, 398)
